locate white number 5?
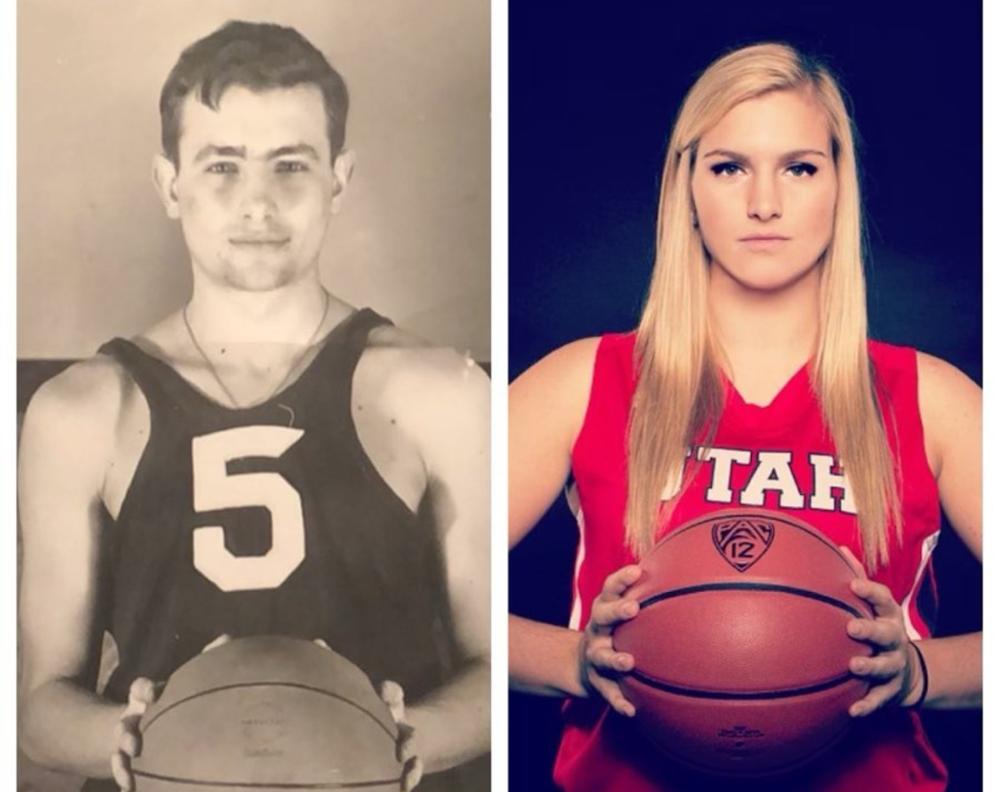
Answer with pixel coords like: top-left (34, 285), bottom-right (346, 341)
top-left (191, 426), bottom-right (306, 592)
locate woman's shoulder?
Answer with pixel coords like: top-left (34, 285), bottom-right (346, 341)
top-left (910, 349), bottom-right (980, 439)
top-left (867, 339), bottom-right (978, 401)
top-left (512, 331), bottom-right (636, 393)
top-left (510, 333), bottom-right (637, 453)
top-left (869, 340), bottom-right (980, 475)
top-left (511, 337), bottom-right (602, 399)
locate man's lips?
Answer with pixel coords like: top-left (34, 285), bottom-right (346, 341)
top-left (229, 237), bottom-right (290, 246)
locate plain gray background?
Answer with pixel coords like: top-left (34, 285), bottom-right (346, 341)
top-left (18, 0), bottom-right (490, 361)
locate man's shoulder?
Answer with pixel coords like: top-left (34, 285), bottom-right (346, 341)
top-left (24, 353), bottom-right (132, 425)
top-left (362, 323), bottom-right (487, 391)
top-left (19, 353), bottom-right (137, 483)
top-left (355, 326), bottom-right (488, 441)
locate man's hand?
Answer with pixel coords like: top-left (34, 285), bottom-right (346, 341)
top-left (111, 634), bottom-right (230, 789)
top-left (110, 677), bottom-right (160, 792)
top-left (314, 639), bottom-right (422, 789)
top-left (381, 680), bottom-right (423, 791)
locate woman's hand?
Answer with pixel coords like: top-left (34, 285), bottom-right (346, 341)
top-left (839, 546), bottom-right (924, 717)
top-left (580, 564), bottom-right (643, 717)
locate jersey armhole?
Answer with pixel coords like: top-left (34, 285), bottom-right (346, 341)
top-left (909, 349), bottom-right (942, 489)
top-left (569, 335), bottom-right (616, 465)
top-left (871, 343), bottom-right (939, 502)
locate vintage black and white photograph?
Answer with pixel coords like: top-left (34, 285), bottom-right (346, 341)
top-left (17, 2), bottom-right (490, 791)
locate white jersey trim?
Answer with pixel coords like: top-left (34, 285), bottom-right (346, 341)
top-left (566, 482), bottom-right (586, 631)
top-left (900, 529), bottom-right (940, 641)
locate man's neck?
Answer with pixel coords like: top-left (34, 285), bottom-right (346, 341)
top-left (185, 275), bottom-right (333, 347)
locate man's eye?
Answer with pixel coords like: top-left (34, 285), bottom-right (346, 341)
top-left (709, 162), bottom-right (743, 177)
top-left (206, 162), bottom-right (238, 175)
top-left (787, 162), bottom-right (818, 177)
top-left (276, 161), bottom-right (309, 173)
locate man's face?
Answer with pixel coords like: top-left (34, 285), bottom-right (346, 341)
top-left (157, 84), bottom-right (349, 292)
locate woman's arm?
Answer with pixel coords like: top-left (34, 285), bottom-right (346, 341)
top-left (801, 351), bottom-right (981, 717)
top-left (508, 339), bottom-right (604, 699)
top-left (911, 351), bottom-right (982, 708)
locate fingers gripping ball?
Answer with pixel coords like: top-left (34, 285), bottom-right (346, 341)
top-left (613, 509), bottom-right (875, 777)
top-left (131, 636), bottom-right (402, 791)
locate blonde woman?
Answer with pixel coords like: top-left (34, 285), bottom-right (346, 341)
top-left (509, 43), bottom-right (981, 790)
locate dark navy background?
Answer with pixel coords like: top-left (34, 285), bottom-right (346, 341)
top-left (509, 2), bottom-right (982, 790)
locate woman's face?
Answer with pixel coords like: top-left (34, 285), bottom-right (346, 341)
top-left (690, 88), bottom-right (838, 293)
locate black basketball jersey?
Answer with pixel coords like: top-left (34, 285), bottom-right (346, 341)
top-left (94, 306), bottom-right (456, 704)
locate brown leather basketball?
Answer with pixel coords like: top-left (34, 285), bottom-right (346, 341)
top-left (132, 636), bottom-right (401, 791)
top-left (613, 509), bottom-right (874, 777)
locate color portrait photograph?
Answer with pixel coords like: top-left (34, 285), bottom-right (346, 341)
top-left (508, 2), bottom-right (983, 790)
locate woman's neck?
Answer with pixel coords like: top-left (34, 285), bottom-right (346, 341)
top-left (707, 263), bottom-right (821, 404)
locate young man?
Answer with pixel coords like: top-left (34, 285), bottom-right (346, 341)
top-left (18, 21), bottom-right (489, 792)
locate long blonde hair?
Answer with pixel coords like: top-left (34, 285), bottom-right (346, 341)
top-left (626, 43), bottom-right (900, 571)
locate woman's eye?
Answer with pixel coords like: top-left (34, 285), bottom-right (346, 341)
top-left (709, 162), bottom-right (743, 177)
top-left (275, 161), bottom-right (308, 173)
top-left (206, 162), bottom-right (238, 175)
top-left (787, 162), bottom-right (818, 177)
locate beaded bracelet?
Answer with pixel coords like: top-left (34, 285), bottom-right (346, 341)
top-left (908, 640), bottom-right (929, 709)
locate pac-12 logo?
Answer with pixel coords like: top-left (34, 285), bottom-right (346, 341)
top-left (711, 517), bottom-right (775, 572)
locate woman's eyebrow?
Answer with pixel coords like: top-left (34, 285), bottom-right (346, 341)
top-left (782, 148), bottom-right (828, 160)
top-left (702, 147), bottom-right (828, 160)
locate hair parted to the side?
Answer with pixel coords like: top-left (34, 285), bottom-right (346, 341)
top-left (627, 42), bottom-right (901, 572)
top-left (160, 20), bottom-right (349, 166)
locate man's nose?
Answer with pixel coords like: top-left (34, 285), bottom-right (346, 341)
top-left (240, 173), bottom-right (277, 223)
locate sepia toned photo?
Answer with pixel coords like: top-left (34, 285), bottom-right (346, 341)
top-left (17, 3), bottom-right (490, 791)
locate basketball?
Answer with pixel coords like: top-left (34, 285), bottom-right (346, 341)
top-left (612, 509), bottom-right (874, 777)
top-left (132, 636), bottom-right (402, 791)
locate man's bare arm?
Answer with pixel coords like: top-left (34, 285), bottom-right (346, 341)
top-left (392, 349), bottom-right (490, 773)
top-left (18, 359), bottom-right (126, 778)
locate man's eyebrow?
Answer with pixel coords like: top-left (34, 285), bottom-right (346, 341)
top-left (702, 148), bottom-right (828, 160)
top-left (267, 143), bottom-right (321, 161)
top-left (193, 144), bottom-right (246, 163)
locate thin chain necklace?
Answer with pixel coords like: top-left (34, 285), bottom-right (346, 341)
top-left (182, 293), bottom-right (331, 409)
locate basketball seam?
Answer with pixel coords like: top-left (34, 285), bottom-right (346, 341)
top-left (636, 582), bottom-right (867, 618)
top-left (140, 681), bottom-right (396, 741)
top-left (131, 767), bottom-right (399, 789)
top-left (628, 669), bottom-right (857, 700)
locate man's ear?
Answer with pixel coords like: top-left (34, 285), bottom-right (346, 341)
top-left (330, 149), bottom-right (356, 215)
top-left (152, 154), bottom-right (181, 219)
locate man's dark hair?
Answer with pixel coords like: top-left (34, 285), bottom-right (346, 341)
top-left (160, 20), bottom-right (349, 166)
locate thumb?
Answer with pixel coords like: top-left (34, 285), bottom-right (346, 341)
top-left (380, 680), bottom-right (406, 724)
top-left (201, 633), bottom-right (232, 653)
top-left (125, 677), bottom-right (160, 716)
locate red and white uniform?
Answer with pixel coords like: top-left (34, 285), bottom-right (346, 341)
top-left (555, 332), bottom-right (946, 791)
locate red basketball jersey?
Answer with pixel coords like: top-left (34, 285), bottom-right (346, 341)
top-left (554, 332), bottom-right (947, 791)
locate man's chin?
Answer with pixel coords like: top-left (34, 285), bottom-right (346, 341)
top-left (221, 262), bottom-right (301, 292)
